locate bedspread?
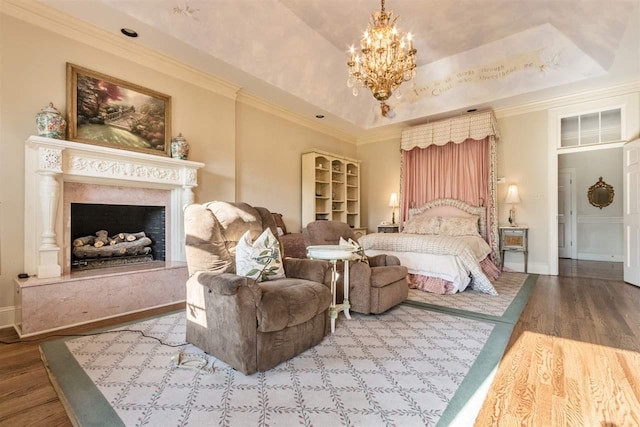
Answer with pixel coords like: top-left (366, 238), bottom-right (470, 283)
top-left (359, 233), bottom-right (498, 295)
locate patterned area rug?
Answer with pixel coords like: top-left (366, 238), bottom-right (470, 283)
top-left (405, 273), bottom-right (537, 323)
top-left (41, 305), bottom-right (512, 427)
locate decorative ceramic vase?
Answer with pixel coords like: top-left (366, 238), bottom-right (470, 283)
top-left (36, 102), bottom-right (66, 139)
top-left (170, 133), bottom-right (190, 160)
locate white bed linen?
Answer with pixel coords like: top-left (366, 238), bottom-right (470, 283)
top-left (365, 249), bottom-right (473, 292)
top-left (359, 233), bottom-right (497, 295)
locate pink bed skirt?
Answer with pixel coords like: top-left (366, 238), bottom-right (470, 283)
top-left (408, 257), bottom-right (501, 295)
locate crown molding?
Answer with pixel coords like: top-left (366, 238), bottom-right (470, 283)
top-left (236, 91), bottom-right (357, 145)
top-left (494, 80), bottom-right (640, 118)
top-left (355, 125), bottom-right (406, 145)
top-left (0, 0), bottom-right (240, 100)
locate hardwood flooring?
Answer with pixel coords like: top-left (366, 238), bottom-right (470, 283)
top-left (1, 267), bottom-right (639, 426)
top-left (475, 267), bottom-right (640, 426)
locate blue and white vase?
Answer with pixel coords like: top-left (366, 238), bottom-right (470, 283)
top-left (36, 102), bottom-right (66, 139)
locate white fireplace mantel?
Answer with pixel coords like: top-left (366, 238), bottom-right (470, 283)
top-left (24, 135), bottom-right (205, 278)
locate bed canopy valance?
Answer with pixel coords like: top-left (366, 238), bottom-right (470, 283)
top-left (399, 110), bottom-right (501, 263)
top-left (401, 110), bottom-right (500, 150)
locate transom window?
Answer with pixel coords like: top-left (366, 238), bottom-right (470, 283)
top-left (560, 108), bottom-right (622, 148)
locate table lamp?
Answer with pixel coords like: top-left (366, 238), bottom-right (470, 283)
top-left (389, 192), bottom-right (399, 224)
top-left (505, 184), bottom-right (521, 226)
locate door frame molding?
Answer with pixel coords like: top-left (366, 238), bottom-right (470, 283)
top-left (558, 167), bottom-right (578, 259)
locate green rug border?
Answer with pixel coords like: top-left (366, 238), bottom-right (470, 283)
top-left (403, 273), bottom-right (538, 324)
top-left (40, 309), bottom-right (184, 427)
top-left (39, 290), bottom-right (533, 427)
top-left (436, 320), bottom-right (513, 426)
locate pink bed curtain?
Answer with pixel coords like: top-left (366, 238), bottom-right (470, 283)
top-left (401, 137), bottom-right (490, 218)
top-left (401, 136), bottom-right (497, 259)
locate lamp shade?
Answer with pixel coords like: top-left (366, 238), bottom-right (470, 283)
top-left (505, 184), bottom-right (521, 204)
top-left (389, 192), bottom-right (399, 207)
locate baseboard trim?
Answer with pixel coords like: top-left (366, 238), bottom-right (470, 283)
top-left (14, 300), bottom-right (185, 338)
top-left (502, 261), bottom-right (550, 275)
top-left (577, 253), bottom-right (624, 262)
top-left (0, 305), bottom-right (16, 329)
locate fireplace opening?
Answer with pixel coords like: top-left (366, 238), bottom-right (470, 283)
top-left (71, 203), bottom-right (166, 271)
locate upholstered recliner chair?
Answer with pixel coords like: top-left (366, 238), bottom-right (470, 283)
top-left (184, 202), bottom-right (332, 375)
top-left (303, 221), bottom-right (409, 314)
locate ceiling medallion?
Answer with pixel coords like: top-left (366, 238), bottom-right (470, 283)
top-left (347, 0), bottom-right (417, 116)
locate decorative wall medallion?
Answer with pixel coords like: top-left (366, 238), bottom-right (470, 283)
top-left (38, 147), bottom-right (63, 172)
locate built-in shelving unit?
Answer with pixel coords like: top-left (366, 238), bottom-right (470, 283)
top-left (302, 150), bottom-right (361, 228)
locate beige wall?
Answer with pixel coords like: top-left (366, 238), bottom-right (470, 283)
top-left (357, 111), bottom-right (551, 273)
top-left (235, 102), bottom-right (355, 233)
top-left (356, 137), bottom-right (402, 231)
top-left (0, 13), bottom-right (355, 325)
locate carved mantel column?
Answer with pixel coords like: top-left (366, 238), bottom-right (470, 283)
top-left (36, 146), bottom-right (63, 278)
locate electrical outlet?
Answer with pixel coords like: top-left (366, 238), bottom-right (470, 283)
top-left (497, 177), bottom-right (506, 184)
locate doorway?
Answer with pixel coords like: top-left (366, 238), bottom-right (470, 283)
top-left (557, 148), bottom-right (624, 277)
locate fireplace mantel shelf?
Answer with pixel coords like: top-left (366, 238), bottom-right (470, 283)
top-left (27, 135), bottom-right (204, 189)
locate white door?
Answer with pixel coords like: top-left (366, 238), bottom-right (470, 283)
top-left (558, 169), bottom-right (575, 258)
top-left (624, 139), bottom-right (640, 286)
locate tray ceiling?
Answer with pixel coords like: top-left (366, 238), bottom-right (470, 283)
top-left (41, 0), bottom-right (640, 137)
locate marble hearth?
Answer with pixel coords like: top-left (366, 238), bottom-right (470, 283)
top-left (15, 136), bottom-right (204, 336)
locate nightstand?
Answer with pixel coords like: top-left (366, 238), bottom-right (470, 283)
top-left (499, 226), bottom-right (528, 273)
top-left (377, 224), bottom-right (399, 233)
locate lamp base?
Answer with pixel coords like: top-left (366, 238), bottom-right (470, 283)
top-left (508, 206), bottom-right (518, 227)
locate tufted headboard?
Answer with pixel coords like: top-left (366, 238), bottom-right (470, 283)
top-left (407, 198), bottom-right (488, 241)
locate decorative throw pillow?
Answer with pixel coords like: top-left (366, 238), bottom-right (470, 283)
top-left (402, 215), bottom-right (441, 235)
top-left (439, 216), bottom-right (480, 237)
top-left (339, 236), bottom-right (368, 263)
top-left (236, 228), bottom-right (285, 282)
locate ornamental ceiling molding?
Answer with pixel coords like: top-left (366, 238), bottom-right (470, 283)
top-left (0, 0), bottom-right (240, 100)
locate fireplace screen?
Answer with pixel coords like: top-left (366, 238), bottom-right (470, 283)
top-left (71, 203), bottom-right (165, 270)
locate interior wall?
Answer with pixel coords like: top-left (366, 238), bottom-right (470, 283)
top-left (357, 111), bottom-right (551, 274)
top-left (356, 137), bottom-right (402, 231)
top-left (558, 148), bottom-right (623, 261)
top-left (235, 101), bottom-right (356, 233)
top-left (0, 13), bottom-right (233, 326)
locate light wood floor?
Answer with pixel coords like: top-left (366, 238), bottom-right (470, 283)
top-left (1, 267), bottom-right (639, 426)
top-left (476, 263), bottom-right (640, 426)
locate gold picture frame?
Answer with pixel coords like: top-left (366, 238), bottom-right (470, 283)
top-left (587, 177), bottom-right (614, 209)
top-left (66, 63), bottom-right (171, 156)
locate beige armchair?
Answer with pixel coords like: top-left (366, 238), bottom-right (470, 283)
top-left (303, 221), bottom-right (409, 314)
top-left (184, 202), bottom-right (332, 375)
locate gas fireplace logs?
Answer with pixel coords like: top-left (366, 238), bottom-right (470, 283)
top-left (73, 230), bottom-right (152, 259)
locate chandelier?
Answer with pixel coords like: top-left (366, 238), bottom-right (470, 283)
top-left (347, 0), bottom-right (417, 112)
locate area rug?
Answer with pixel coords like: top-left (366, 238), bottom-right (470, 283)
top-left (404, 272), bottom-right (538, 323)
top-left (41, 305), bottom-right (512, 427)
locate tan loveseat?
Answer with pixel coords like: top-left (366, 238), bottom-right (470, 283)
top-left (184, 202), bottom-right (332, 375)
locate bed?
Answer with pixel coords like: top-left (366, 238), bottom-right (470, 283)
top-left (359, 198), bottom-right (499, 295)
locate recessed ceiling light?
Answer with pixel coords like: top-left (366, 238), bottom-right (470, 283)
top-left (121, 28), bottom-right (138, 38)
top-left (466, 108), bottom-right (477, 113)
top-left (315, 114), bottom-right (325, 119)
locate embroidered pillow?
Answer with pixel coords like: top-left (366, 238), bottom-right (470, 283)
top-left (402, 215), bottom-right (441, 235)
top-left (236, 228), bottom-right (285, 282)
top-left (339, 236), bottom-right (368, 263)
top-left (439, 216), bottom-right (480, 237)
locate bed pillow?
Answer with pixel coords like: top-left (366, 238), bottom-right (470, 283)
top-left (439, 216), bottom-right (481, 237)
top-left (236, 228), bottom-right (285, 282)
top-left (402, 215), bottom-right (441, 235)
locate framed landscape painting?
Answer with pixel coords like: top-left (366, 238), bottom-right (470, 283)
top-left (66, 63), bottom-right (171, 156)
